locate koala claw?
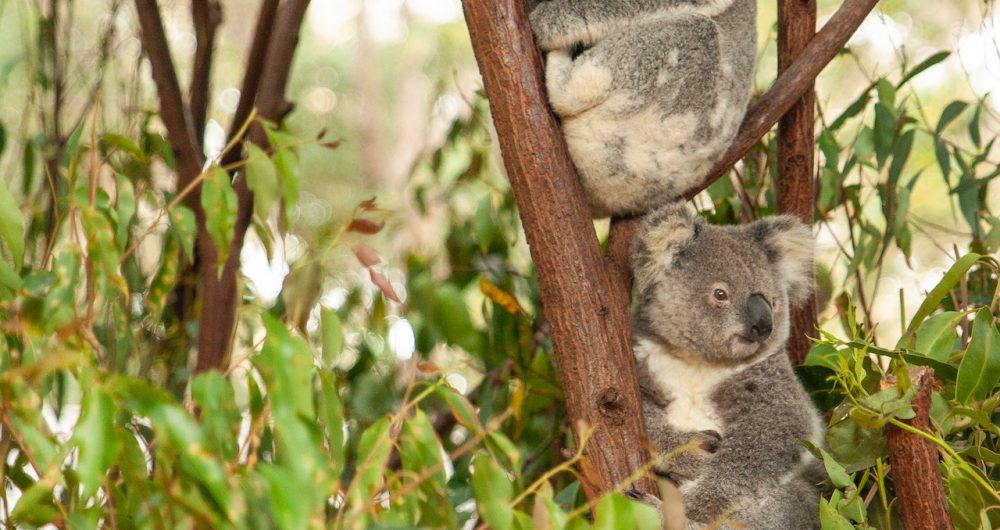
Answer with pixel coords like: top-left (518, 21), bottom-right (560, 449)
top-left (625, 487), bottom-right (662, 508)
top-left (698, 430), bottom-right (722, 453)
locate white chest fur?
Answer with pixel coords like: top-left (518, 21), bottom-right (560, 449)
top-left (636, 339), bottom-right (746, 434)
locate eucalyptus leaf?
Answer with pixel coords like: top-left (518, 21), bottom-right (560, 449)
top-left (956, 308), bottom-right (1000, 404)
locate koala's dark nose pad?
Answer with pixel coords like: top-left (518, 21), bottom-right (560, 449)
top-left (745, 294), bottom-right (773, 341)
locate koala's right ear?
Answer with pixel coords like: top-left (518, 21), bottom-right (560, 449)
top-left (631, 202), bottom-right (697, 291)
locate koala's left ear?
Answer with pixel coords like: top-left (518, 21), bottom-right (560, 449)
top-left (747, 216), bottom-right (814, 304)
top-left (631, 202), bottom-right (698, 291)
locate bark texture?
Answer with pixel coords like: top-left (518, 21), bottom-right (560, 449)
top-left (463, 0), bottom-right (657, 498)
top-left (777, 0), bottom-right (818, 365)
top-left (883, 368), bottom-right (954, 530)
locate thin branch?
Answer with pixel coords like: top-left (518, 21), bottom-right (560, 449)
top-left (700, 0), bottom-right (880, 189)
top-left (133, 0), bottom-right (205, 188)
top-left (190, 0), bottom-right (222, 149)
top-left (221, 0), bottom-right (280, 166)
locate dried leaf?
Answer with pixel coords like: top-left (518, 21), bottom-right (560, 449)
top-left (322, 140), bottom-right (342, 150)
top-left (370, 269), bottom-right (401, 303)
top-left (358, 197), bottom-right (378, 211)
top-left (347, 219), bottom-right (384, 235)
top-left (479, 276), bottom-right (523, 314)
top-left (416, 361), bottom-right (440, 374)
top-left (352, 244), bottom-right (381, 267)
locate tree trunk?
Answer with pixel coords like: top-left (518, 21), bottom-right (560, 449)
top-left (462, 0), bottom-right (658, 499)
top-left (777, 0), bottom-right (818, 365)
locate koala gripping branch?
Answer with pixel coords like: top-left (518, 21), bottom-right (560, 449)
top-left (462, 0), bottom-right (658, 499)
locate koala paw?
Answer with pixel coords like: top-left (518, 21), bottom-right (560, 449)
top-left (529, 2), bottom-right (591, 52)
top-left (653, 430), bottom-right (721, 485)
top-left (625, 487), bottom-right (662, 508)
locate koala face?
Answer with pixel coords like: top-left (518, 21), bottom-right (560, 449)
top-left (632, 203), bottom-right (813, 365)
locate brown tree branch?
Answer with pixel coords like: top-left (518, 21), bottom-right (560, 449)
top-left (134, 0), bottom-right (205, 189)
top-left (606, 0), bottom-right (879, 305)
top-left (882, 368), bottom-right (954, 530)
top-left (463, 0), bottom-right (657, 499)
top-left (135, 0), bottom-right (207, 364)
top-left (777, 0), bottom-right (818, 365)
top-left (190, 0), bottom-right (222, 149)
top-left (221, 0), bottom-right (280, 162)
top-left (195, 0), bottom-right (311, 373)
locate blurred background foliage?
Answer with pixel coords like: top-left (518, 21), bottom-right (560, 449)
top-left (0, 0), bottom-right (997, 528)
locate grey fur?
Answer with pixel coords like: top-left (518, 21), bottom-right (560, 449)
top-left (530, 0), bottom-right (756, 217)
top-left (631, 203), bottom-right (824, 529)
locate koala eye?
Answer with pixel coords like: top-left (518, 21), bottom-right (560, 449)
top-left (710, 284), bottom-right (731, 308)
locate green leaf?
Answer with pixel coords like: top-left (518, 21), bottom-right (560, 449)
top-left (935, 138), bottom-right (951, 183)
top-left (472, 452), bottom-right (514, 530)
top-left (968, 103), bottom-right (982, 147)
top-left (272, 148), bottom-right (300, 226)
top-left (593, 493), bottom-right (660, 530)
top-left (887, 129), bottom-right (914, 185)
top-left (245, 143), bottom-right (279, 220)
top-left (897, 51), bottom-right (950, 87)
top-left (911, 311), bottom-right (962, 362)
top-left (147, 235), bottom-right (179, 320)
top-left (876, 78), bottom-right (896, 109)
top-left (0, 259), bottom-right (21, 299)
top-left (819, 449), bottom-right (853, 489)
top-left (10, 481), bottom-right (59, 525)
top-left (436, 383), bottom-right (482, 434)
top-left (317, 372), bottom-right (344, 478)
top-left (192, 372), bottom-right (241, 460)
top-left (254, 314), bottom-right (315, 418)
top-left (350, 417), bottom-right (392, 505)
top-left (169, 205), bottom-right (197, 260)
top-left (873, 103), bottom-right (895, 169)
top-left (201, 165), bottom-right (238, 269)
top-left (115, 175), bottom-right (136, 252)
top-left (956, 308), bottom-right (1000, 404)
top-left (73, 388), bottom-right (121, 498)
top-left (906, 253), bottom-right (982, 333)
top-left (936, 101), bottom-right (968, 134)
top-left (805, 343), bottom-right (852, 371)
top-left (826, 411), bottom-right (887, 473)
top-left (22, 140), bottom-right (36, 196)
top-left (101, 133), bottom-right (146, 159)
top-left (0, 176), bottom-right (25, 266)
top-left (320, 308), bottom-right (344, 367)
top-left (819, 498), bottom-right (856, 530)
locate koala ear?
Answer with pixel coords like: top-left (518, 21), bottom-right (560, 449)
top-left (631, 202), bottom-right (697, 291)
top-left (747, 216), bottom-right (814, 305)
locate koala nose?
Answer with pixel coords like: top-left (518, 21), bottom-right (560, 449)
top-left (745, 294), bottom-right (773, 341)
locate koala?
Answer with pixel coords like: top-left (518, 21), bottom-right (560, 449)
top-left (630, 203), bottom-right (825, 529)
top-left (529, 0), bottom-right (757, 218)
